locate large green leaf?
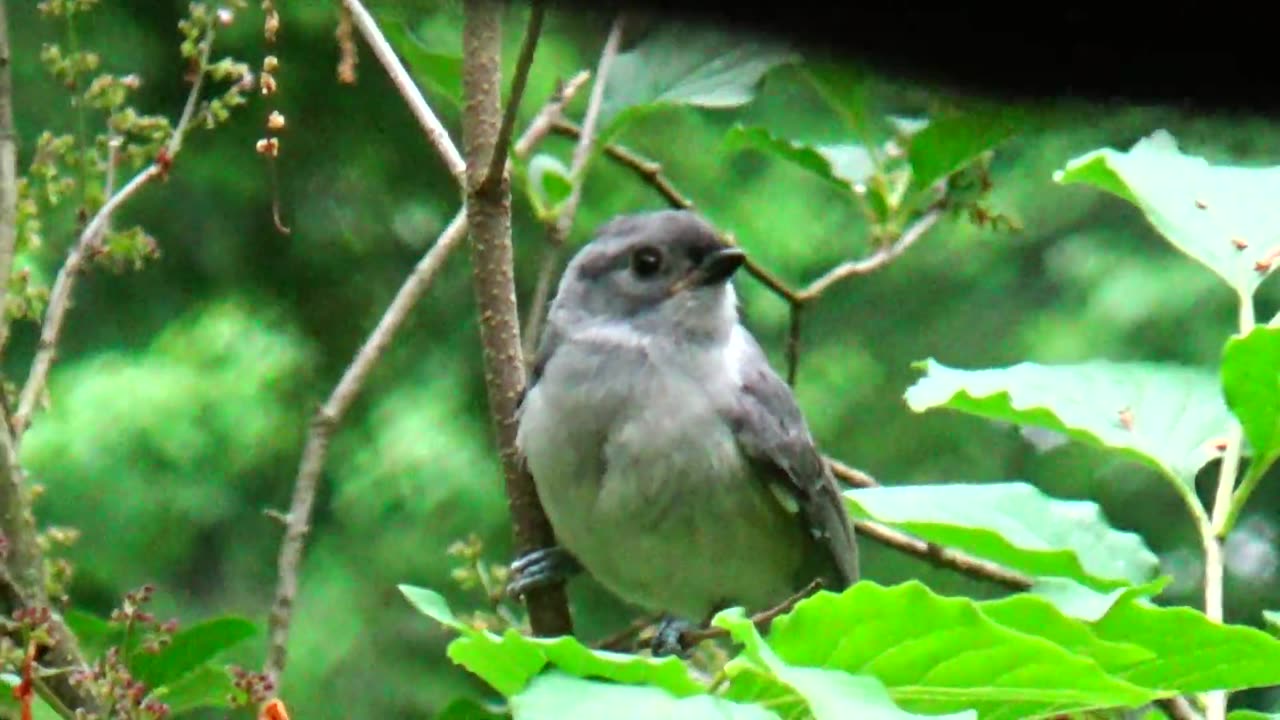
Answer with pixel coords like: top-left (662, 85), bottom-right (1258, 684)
top-left (1089, 599), bottom-right (1280, 693)
top-left (1026, 577), bottom-right (1169, 622)
top-left (907, 110), bottom-right (1023, 194)
top-left (1055, 130), bottom-right (1280, 296)
top-left (129, 616), bottom-right (258, 689)
top-left (151, 664), bottom-right (239, 713)
top-left (1222, 325), bottom-right (1280, 484)
top-left (1229, 712), bottom-right (1280, 720)
top-left (511, 672), bottom-right (778, 720)
top-left (763, 582), bottom-right (1159, 719)
top-left (904, 358), bottom-right (1232, 489)
top-left (717, 607), bottom-right (976, 720)
top-left (845, 481), bottom-right (1159, 589)
top-left (724, 125), bottom-right (875, 192)
top-left (399, 585), bottom-right (701, 698)
top-left (981, 592), bottom-right (1280, 693)
top-left (600, 27), bottom-right (796, 135)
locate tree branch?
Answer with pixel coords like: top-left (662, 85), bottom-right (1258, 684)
top-left (11, 28), bottom-right (217, 442)
top-left (342, 0), bottom-right (466, 184)
top-left (262, 56), bottom-right (589, 687)
top-left (463, 0), bottom-right (571, 637)
top-left (522, 20), bottom-right (624, 358)
top-left (263, 210), bottom-right (467, 683)
top-left (0, 0), bottom-right (17, 358)
top-left (482, 0), bottom-right (545, 192)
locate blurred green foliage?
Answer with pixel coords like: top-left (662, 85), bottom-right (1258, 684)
top-left (5, 1), bottom-right (1280, 717)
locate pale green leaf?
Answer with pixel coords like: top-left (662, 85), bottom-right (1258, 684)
top-left (1222, 325), bottom-right (1280, 484)
top-left (904, 358), bottom-right (1232, 487)
top-left (511, 672), bottom-right (778, 720)
top-left (763, 582), bottom-right (1159, 719)
top-left (600, 27), bottom-right (796, 134)
top-left (716, 607), bottom-right (976, 720)
top-left (1265, 610), bottom-right (1279, 635)
top-left (1027, 577), bottom-right (1169, 622)
top-left (845, 482), bottom-right (1159, 589)
top-left (907, 110), bottom-right (1023, 194)
top-left (1055, 130), bottom-right (1280, 296)
top-left (724, 125), bottom-right (876, 192)
top-left (399, 585), bottom-right (701, 698)
top-left (526, 153), bottom-right (573, 216)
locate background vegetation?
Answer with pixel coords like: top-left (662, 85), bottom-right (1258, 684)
top-left (3, 1), bottom-right (1280, 718)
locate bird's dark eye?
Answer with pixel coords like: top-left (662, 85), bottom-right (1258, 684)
top-left (630, 246), bottom-right (663, 278)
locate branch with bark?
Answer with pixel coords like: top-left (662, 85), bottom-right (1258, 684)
top-left (264, 0), bottom-right (583, 679)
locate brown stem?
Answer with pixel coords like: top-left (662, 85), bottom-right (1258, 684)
top-left (854, 520), bottom-right (1031, 591)
top-left (785, 303), bottom-right (803, 387)
top-left (522, 20), bottom-right (625, 355)
top-left (463, 0), bottom-right (571, 637)
top-left (263, 211), bottom-right (468, 683)
top-left (0, 0), bottom-right (17, 359)
top-left (679, 579), bottom-right (824, 646)
top-left (483, 0), bottom-right (545, 192)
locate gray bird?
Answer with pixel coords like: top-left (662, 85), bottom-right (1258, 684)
top-left (510, 209), bottom-right (858, 653)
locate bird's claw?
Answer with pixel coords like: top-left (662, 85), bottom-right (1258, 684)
top-left (651, 616), bottom-right (696, 658)
top-left (506, 546), bottom-right (581, 598)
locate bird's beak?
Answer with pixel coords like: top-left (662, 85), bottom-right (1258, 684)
top-left (694, 247), bottom-right (747, 286)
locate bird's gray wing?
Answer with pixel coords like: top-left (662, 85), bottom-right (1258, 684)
top-left (722, 331), bottom-right (859, 589)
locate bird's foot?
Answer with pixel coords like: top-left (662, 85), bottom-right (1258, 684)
top-left (506, 546), bottom-right (582, 598)
top-left (650, 616), bottom-right (697, 658)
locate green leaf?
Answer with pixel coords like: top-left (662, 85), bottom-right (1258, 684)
top-left (380, 19), bottom-right (463, 105)
top-left (724, 125), bottom-right (876, 192)
top-left (1230, 712), bottom-right (1280, 720)
top-left (600, 27), bottom-right (797, 135)
top-left (981, 592), bottom-right (1280, 694)
top-left (1265, 610), bottom-right (1279, 635)
top-left (399, 585), bottom-right (701, 698)
top-left (512, 672), bottom-right (778, 720)
top-left (799, 63), bottom-right (885, 143)
top-left (716, 607), bottom-right (976, 720)
top-left (1027, 576), bottom-right (1169, 622)
top-left (763, 582), bottom-right (1159, 719)
top-left (904, 358), bottom-right (1232, 488)
top-left (525, 154), bottom-right (573, 217)
top-left (129, 616), bottom-right (258, 689)
top-left (845, 481), bottom-right (1159, 589)
top-left (1055, 130), bottom-right (1280, 296)
top-left (63, 608), bottom-right (123, 658)
top-left (906, 110), bottom-right (1022, 195)
top-left (1222, 325), bottom-right (1280, 483)
top-left (150, 664), bottom-right (239, 713)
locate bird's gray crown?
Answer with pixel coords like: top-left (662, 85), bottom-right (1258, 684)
top-left (548, 209), bottom-right (745, 339)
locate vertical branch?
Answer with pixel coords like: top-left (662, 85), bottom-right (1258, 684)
top-left (1201, 292), bottom-right (1256, 720)
top-left (482, 0), bottom-right (545, 190)
top-left (0, 0), bottom-right (16, 356)
top-left (462, 0), bottom-right (572, 637)
top-left (522, 18), bottom-right (624, 357)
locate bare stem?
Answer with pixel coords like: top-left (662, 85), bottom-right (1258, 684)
top-left (13, 29), bottom-right (215, 442)
top-left (463, 0), bottom-right (571, 637)
top-left (523, 20), bottom-right (624, 354)
top-left (796, 208), bottom-right (943, 301)
top-left (679, 580), bottom-right (825, 647)
top-left (1201, 292), bottom-right (1256, 720)
top-left (483, 0), bottom-right (545, 191)
top-left (343, 0), bottom-right (466, 184)
top-left (264, 211), bottom-right (468, 683)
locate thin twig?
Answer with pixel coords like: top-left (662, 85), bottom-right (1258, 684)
top-left (854, 520), bottom-right (1031, 591)
top-left (513, 72), bottom-right (591, 160)
top-left (463, 0), bottom-right (572, 637)
top-left (483, 0), bottom-right (545, 192)
top-left (827, 457), bottom-right (879, 488)
top-left (343, 0), bottom-right (466, 184)
top-left (679, 580), bottom-right (825, 646)
top-left (1157, 697), bottom-right (1203, 720)
top-left (11, 30), bottom-right (216, 442)
top-left (796, 208), bottom-right (943, 301)
top-left (550, 118), bottom-right (695, 211)
top-left (593, 613), bottom-right (660, 651)
top-left (264, 211), bottom-right (468, 683)
top-left (523, 19), bottom-right (624, 357)
top-left (261, 61), bottom-right (589, 685)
